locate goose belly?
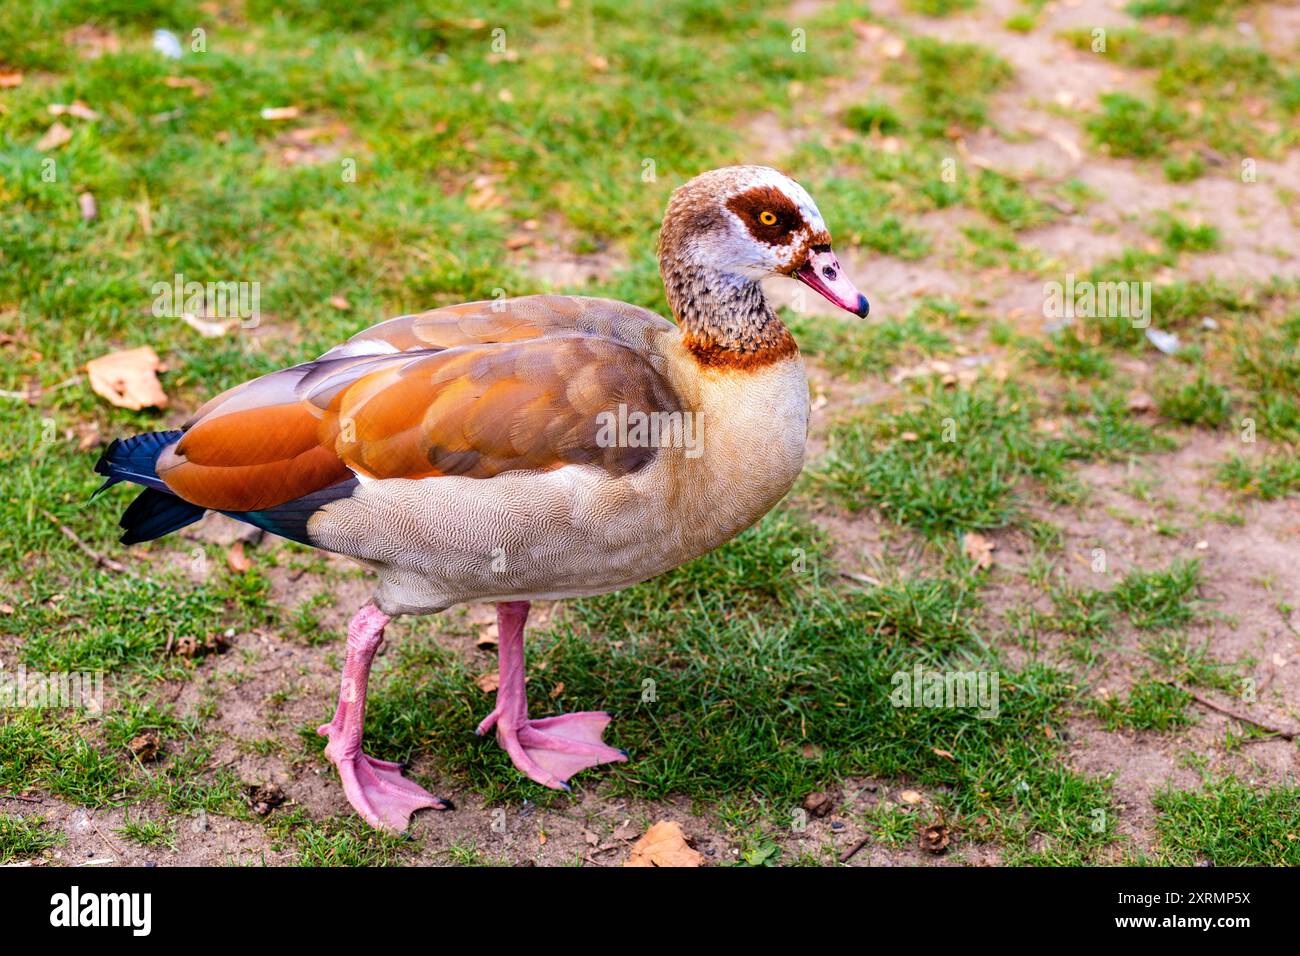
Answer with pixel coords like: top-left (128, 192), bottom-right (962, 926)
top-left (307, 358), bottom-right (810, 615)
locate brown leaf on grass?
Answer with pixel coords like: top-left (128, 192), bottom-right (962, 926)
top-left (1127, 391), bottom-right (1155, 413)
top-left (65, 24), bottom-right (120, 59)
top-left (85, 346), bottom-right (168, 410)
top-left (0, 71), bottom-right (23, 88)
top-left (275, 122), bottom-right (350, 166)
top-left (180, 311), bottom-right (237, 338)
top-left (802, 791), bottom-right (835, 818)
top-left (129, 730), bottom-right (162, 762)
top-left (549, 682), bottom-right (565, 698)
top-left (931, 747), bottom-right (956, 761)
top-left (49, 101), bottom-right (100, 121)
top-left (919, 823), bottom-right (951, 854)
top-left (881, 36), bottom-right (906, 59)
top-left (78, 192), bottom-right (97, 221)
top-left (260, 106), bottom-right (301, 120)
top-left (171, 633), bottom-right (229, 659)
top-left (475, 621), bottom-right (499, 650)
top-left (475, 671), bottom-right (500, 693)
top-left (963, 531), bottom-right (996, 570)
top-left (328, 295), bottom-right (351, 311)
top-left (36, 122), bottom-right (73, 151)
top-left (899, 789), bottom-right (924, 805)
top-left (74, 421), bottom-right (102, 451)
top-left (624, 821), bottom-right (702, 867)
top-left (162, 76), bottom-right (210, 96)
top-left (226, 541), bottom-right (252, 573)
top-left (248, 782), bottom-right (285, 816)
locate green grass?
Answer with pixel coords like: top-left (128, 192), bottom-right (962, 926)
top-left (1086, 93), bottom-right (1187, 159)
top-left (1127, 0), bottom-right (1262, 27)
top-left (1111, 559), bottom-right (1202, 630)
top-left (904, 0), bottom-right (977, 15)
top-left (1095, 679), bottom-right (1193, 731)
top-left (117, 813), bottom-right (178, 849)
top-left (1217, 454), bottom-right (1300, 499)
top-left (788, 302), bottom-right (954, 375)
top-left (0, 813), bottom-right (65, 864)
top-left (1065, 26), bottom-right (1296, 158)
top-left (1154, 777), bottom-right (1300, 865)
top-left (886, 36), bottom-right (1014, 138)
top-left (814, 381), bottom-right (1167, 536)
top-left (1155, 369), bottom-right (1233, 428)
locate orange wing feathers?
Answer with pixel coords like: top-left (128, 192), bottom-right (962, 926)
top-left (154, 297), bottom-right (682, 512)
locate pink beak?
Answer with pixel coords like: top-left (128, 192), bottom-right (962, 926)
top-left (794, 247), bottom-right (869, 317)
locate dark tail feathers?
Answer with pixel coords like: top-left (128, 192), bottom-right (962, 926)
top-left (94, 430), bottom-right (205, 544)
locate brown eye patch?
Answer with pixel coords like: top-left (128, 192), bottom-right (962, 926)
top-left (725, 185), bottom-right (805, 246)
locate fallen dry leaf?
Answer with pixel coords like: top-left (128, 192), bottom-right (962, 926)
top-left (36, 122), bottom-right (73, 151)
top-left (899, 789), bottom-right (924, 805)
top-left (49, 101), bottom-right (100, 121)
top-left (180, 311), bottom-right (237, 338)
top-left (74, 421), bottom-right (101, 451)
top-left (802, 791), bottom-right (835, 818)
top-left (65, 24), bottom-right (120, 59)
top-left (129, 730), bottom-right (162, 762)
top-left (248, 782), bottom-right (285, 816)
top-left (85, 346), bottom-right (168, 410)
top-left (919, 823), bottom-right (951, 854)
top-left (162, 76), bottom-right (210, 96)
top-left (328, 295), bottom-right (351, 311)
top-left (475, 622), bottom-right (499, 650)
top-left (624, 821), bottom-right (702, 867)
top-left (1127, 391), bottom-right (1155, 413)
top-left (475, 671), bottom-right (500, 694)
top-left (260, 106), bottom-right (301, 120)
top-left (881, 36), bottom-right (906, 59)
top-left (931, 747), bottom-right (956, 761)
top-left (78, 192), bottom-right (97, 221)
top-left (0, 71), bottom-right (22, 88)
top-left (226, 541), bottom-right (252, 573)
top-left (963, 531), bottom-right (996, 570)
top-left (171, 633), bottom-right (229, 659)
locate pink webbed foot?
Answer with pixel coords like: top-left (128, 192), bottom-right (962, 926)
top-left (477, 709), bottom-right (628, 790)
top-left (317, 603), bottom-right (452, 833)
top-left (319, 721), bottom-right (451, 832)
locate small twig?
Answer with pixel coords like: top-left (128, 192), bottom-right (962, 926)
top-left (41, 509), bottom-right (133, 575)
top-left (91, 820), bottom-right (124, 858)
top-left (0, 793), bottom-right (43, 804)
top-left (839, 570), bottom-right (881, 588)
top-left (1166, 681), bottom-right (1298, 741)
top-left (0, 376), bottom-right (81, 402)
top-left (839, 835), bottom-right (870, 864)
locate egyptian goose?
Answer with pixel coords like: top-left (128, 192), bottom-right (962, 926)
top-left (95, 166), bottom-right (869, 831)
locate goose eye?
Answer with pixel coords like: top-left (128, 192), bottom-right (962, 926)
top-left (759, 210), bottom-right (777, 226)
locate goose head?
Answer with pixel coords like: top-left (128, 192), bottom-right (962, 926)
top-left (658, 165), bottom-right (869, 323)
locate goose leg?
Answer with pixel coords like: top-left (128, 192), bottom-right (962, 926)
top-left (476, 600), bottom-right (627, 790)
top-left (318, 602), bottom-right (450, 831)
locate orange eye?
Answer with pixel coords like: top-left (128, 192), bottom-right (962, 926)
top-left (759, 210), bottom-right (777, 225)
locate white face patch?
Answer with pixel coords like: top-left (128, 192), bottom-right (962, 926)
top-left (692, 166), bottom-right (831, 278)
top-left (743, 166), bottom-right (828, 235)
